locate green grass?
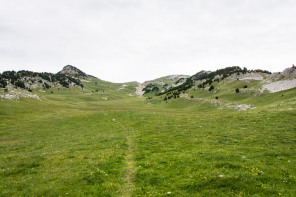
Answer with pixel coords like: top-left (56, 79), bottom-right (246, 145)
top-left (0, 82), bottom-right (296, 196)
top-left (126, 110), bottom-right (296, 196)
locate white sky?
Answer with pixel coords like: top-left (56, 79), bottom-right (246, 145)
top-left (0, 0), bottom-right (295, 82)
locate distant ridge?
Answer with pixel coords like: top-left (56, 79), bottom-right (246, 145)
top-left (1, 65), bottom-right (296, 99)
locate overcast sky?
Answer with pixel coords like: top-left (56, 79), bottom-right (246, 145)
top-left (0, 0), bottom-right (295, 82)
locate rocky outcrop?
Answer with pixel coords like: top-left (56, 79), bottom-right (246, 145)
top-left (0, 89), bottom-right (41, 101)
top-left (282, 66), bottom-right (296, 77)
top-left (261, 79), bottom-right (296, 93)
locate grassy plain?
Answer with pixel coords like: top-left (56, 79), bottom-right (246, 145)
top-left (0, 82), bottom-right (296, 196)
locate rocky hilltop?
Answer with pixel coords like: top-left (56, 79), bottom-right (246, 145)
top-left (57, 65), bottom-right (87, 78)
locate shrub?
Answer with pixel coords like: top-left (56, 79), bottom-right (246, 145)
top-left (43, 82), bottom-right (51, 89)
top-left (60, 81), bottom-right (69, 88)
top-left (0, 79), bottom-right (7, 88)
top-left (209, 85), bottom-right (214, 91)
top-left (15, 80), bottom-right (25, 89)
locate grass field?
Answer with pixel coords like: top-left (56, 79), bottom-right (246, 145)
top-left (0, 83), bottom-right (296, 196)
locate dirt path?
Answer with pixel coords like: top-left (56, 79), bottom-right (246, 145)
top-left (112, 118), bottom-right (135, 196)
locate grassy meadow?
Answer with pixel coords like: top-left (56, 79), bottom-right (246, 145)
top-left (0, 80), bottom-right (296, 196)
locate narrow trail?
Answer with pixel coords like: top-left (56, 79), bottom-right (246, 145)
top-left (112, 118), bottom-right (135, 197)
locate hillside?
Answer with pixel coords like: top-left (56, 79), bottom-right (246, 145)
top-left (156, 66), bottom-right (270, 96)
top-left (140, 66), bottom-right (296, 111)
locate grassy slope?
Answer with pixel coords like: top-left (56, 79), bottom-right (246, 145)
top-left (0, 78), bottom-right (296, 196)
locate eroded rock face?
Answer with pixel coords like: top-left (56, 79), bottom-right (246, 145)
top-left (135, 83), bottom-right (145, 96)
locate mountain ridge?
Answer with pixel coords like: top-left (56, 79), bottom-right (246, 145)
top-left (1, 65), bottom-right (296, 102)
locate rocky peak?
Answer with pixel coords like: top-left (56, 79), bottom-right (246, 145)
top-left (58, 65), bottom-right (87, 78)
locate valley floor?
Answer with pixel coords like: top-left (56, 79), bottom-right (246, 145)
top-left (0, 92), bottom-right (296, 196)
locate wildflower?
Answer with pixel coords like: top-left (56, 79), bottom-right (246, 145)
top-left (167, 191), bottom-right (171, 194)
top-left (219, 175), bottom-right (224, 178)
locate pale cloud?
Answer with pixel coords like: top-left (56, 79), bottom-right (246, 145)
top-left (0, 0), bottom-right (295, 82)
